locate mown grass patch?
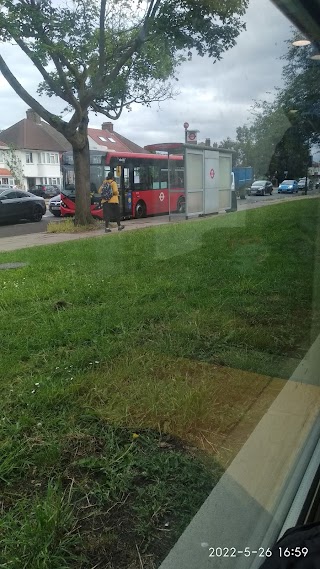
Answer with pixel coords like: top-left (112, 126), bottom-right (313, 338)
top-left (0, 199), bottom-right (320, 567)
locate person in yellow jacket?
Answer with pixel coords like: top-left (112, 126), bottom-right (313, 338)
top-left (98, 172), bottom-right (124, 233)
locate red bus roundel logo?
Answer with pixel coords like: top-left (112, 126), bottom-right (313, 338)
top-left (210, 168), bottom-right (215, 179)
top-left (188, 132), bottom-right (196, 141)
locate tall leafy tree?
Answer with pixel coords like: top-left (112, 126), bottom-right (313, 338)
top-left (218, 137), bottom-right (241, 167)
top-left (280, 35), bottom-right (320, 143)
top-left (0, 0), bottom-right (248, 224)
top-left (225, 99), bottom-right (309, 180)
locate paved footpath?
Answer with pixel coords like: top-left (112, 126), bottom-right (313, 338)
top-left (0, 216), bottom-right (171, 252)
top-left (0, 194), bottom-right (318, 253)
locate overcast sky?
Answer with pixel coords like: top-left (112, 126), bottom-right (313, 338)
top-left (0, 0), bottom-right (292, 147)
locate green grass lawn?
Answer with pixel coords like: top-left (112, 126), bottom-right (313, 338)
top-left (0, 199), bottom-right (319, 568)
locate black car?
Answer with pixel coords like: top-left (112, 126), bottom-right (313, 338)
top-left (0, 189), bottom-right (46, 223)
top-left (248, 180), bottom-right (273, 196)
top-left (29, 185), bottom-right (60, 198)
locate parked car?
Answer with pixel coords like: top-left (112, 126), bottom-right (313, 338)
top-left (248, 180), bottom-right (273, 196)
top-left (49, 194), bottom-right (61, 217)
top-left (278, 180), bottom-right (299, 193)
top-left (297, 177), bottom-right (313, 191)
top-left (0, 189), bottom-right (46, 223)
top-left (29, 185), bottom-right (60, 198)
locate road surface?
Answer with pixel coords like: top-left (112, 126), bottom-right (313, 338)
top-left (0, 190), bottom-right (318, 240)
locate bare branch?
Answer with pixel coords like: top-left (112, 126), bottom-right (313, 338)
top-left (21, 0), bottom-right (83, 111)
top-left (0, 53), bottom-right (68, 133)
top-left (87, 0), bottom-right (162, 106)
top-left (91, 101), bottom-right (123, 120)
top-left (49, 51), bottom-right (83, 117)
top-left (9, 34), bottom-right (72, 105)
top-left (99, 0), bottom-right (107, 73)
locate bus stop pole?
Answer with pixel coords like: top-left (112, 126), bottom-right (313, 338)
top-left (168, 151), bottom-right (171, 222)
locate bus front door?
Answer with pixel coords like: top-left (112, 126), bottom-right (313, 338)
top-left (120, 166), bottom-right (133, 218)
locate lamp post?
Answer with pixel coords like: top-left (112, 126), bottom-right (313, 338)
top-left (183, 122), bottom-right (189, 144)
top-left (305, 137), bottom-right (310, 194)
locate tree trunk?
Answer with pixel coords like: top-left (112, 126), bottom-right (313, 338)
top-left (72, 138), bottom-right (94, 226)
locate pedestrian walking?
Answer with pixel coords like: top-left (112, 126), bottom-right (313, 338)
top-left (98, 172), bottom-right (125, 233)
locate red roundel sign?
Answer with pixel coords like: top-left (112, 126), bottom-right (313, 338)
top-left (210, 168), bottom-right (215, 179)
top-left (188, 132), bottom-right (196, 141)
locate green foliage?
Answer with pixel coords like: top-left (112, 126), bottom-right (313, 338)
top-left (279, 34), bottom-right (320, 143)
top-left (215, 31), bottom-right (320, 179)
top-left (217, 101), bottom-right (309, 178)
top-left (248, 100), bottom-right (308, 178)
top-left (0, 0), bottom-right (249, 129)
top-left (3, 144), bottom-right (24, 187)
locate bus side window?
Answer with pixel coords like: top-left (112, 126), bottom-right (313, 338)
top-left (134, 166), bottom-right (153, 190)
top-left (152, 165), bottom-right (161, 189)
top-left (175, 170), bottom-right (184, 188)
top-left (160, 169), bottom-right (168, 189)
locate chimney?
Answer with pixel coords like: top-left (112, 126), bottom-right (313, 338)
top-left (205, 138), bottom-right (211, 146)
top-left (102, 122), bottom-right (113, 132)
top-left (26, 109), bottom-right (42, 124)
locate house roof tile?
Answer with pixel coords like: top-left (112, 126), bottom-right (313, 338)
top-left (88, 127), bottom-right (147, 154)
top-left (0, 168), bottom-right (12, 176)
top-left (0, 119), bottom-right (71, 152)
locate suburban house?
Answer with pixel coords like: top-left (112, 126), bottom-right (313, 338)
top-left (0, 111), bottom-right (146, 191)
top-left (0, 141), bottom-right (15, 186)
top-left (0, 109), bottom-right (71, 191)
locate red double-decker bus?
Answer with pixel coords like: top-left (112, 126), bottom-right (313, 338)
top-left (61, 150), bottom-right (185, 219)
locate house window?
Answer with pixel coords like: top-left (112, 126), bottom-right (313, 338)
top-left (38, 153), bottom-right (42, 163)
top-left (26, 152), bottom-right (33, 164)
top-left (108, 138), bottom-right (116, 143)
top-left (55, 154), bottom-right (59, 164)
top-left (50, 153), bottom-right (55, 164)
top-left (98, 136), bottom-right (107, 142)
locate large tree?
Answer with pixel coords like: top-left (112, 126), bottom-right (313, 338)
top-left (279, 35), bottom-right (320, 143)
top-left (0, 0), bottom-right (248, 224)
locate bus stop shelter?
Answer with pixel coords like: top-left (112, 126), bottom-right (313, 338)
top-left (145, 142), bottom-right (234, 222)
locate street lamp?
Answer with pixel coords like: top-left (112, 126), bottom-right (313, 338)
top-left (292, 38), bottom-right (311, 46)
top-left (183, 122), bottom-right (189, 144)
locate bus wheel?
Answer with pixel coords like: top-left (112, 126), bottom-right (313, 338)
top-left (135, 201), bottom-right (146, 218)
top-left (177, 197), bottom-right (185, 213)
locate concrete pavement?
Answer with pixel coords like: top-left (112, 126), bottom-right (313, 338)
top-left (0, 216), bottom-right (172, 252)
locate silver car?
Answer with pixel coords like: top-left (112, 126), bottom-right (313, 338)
top-left (297, 178), bottom-right (313, 191)
top-left (49, 194), bottom-right (61, 217)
